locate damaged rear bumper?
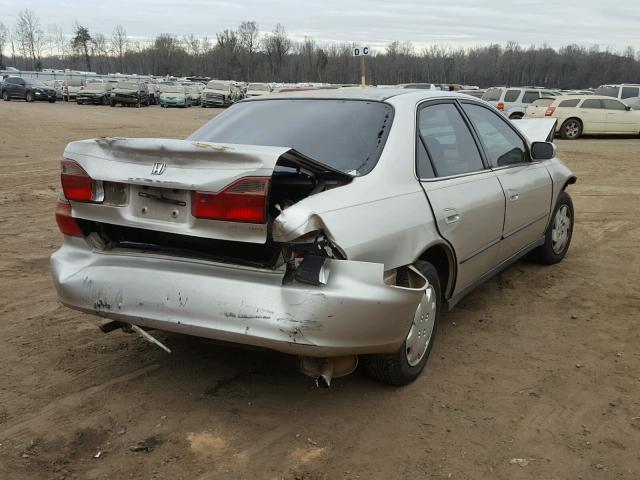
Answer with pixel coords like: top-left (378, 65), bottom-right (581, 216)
top-left (51, 238), bottom-right (425, 357)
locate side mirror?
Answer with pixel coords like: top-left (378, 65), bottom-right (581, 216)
top-left (531, 141), bottom-right (556, 160)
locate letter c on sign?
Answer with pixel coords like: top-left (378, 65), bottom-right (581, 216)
top-left (363, 47), bottom-right (369, 55)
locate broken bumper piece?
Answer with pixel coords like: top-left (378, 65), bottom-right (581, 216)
top-left (51, 238), bottom-right (426, 357)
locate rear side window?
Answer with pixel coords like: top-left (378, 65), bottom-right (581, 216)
top-left (621, 87), bottom-right (639, 99)
top-left (581, 99), bottom-right (602, 108)
top-left (521, 91), bottom-right (540, 103)
top-left (532, 98), bottom-right (554, 107)
top-left (558, 99), bottom-right (580, 108)
top-left (504, 90), bottom-right (520, 102)
top-left (417, 103), bottom-right (484, 178)
top-left (481, 88), bottom-right (502, 102)
top-left (594, 86), bottom-right (619, 97)
top-left (602, 99), bottom-right (627, 110)
top-left (462, 103), bottom-right (528, 168)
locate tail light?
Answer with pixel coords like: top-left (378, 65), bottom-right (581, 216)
top-left (192, 177), bottom-right (270, 224)
top-left (61, 159), bottom-right (103, 202)
top-left (55, 197), bottom-right (84, 237)
top-left (497, 102), bottom-right (505, 111)
top-left (545, 107), bottom-right (556, 116)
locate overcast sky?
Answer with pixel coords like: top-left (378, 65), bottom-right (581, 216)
top-left (2, 0), bottom-right (640, 52)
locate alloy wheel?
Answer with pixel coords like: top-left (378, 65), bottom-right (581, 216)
top-left (405, 284), bottom-right (437, 366)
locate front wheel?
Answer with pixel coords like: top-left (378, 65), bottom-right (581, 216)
top-left (2, 90), bottom-right (10, 101)
top-left (362, 261), bottom-right (440, 385)
top-left (560, 118), bottom-right (582, 140)
top-left (26, 92), bottom-right (34, 102)
top-left (532, 191), bottom-right (574, 265)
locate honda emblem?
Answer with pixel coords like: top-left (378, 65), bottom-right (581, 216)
top-left (151, 162), bottom-right (166, 175)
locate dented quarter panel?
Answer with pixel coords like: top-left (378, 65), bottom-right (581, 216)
top-left (273, 93), bottom-right (441, 270)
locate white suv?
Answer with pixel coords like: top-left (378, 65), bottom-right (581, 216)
top-left (481, 87), bottom-right (557, 119)
top-left (594, 84), bottom-right (640, 108)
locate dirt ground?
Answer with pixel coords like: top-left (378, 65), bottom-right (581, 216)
top-left (0, 100), bottom-right (638, 480)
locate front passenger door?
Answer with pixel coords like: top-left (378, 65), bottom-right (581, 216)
top-left (461, 102), bottom-right (552, 262)
top-left (417, 101), bottom-right (506, 294)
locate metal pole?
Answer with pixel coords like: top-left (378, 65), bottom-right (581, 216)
top-left (360, 55), bottom-right (365, 88)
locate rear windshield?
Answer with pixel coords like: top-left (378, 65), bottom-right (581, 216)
top-left (594, 86), bottom-right (619, 97)
top-left (532, 98), bottom-right (554, 107)
top-left (207, 82), bottom-right (228, 90)
top-left (188, 99), bottom-right (393, 175)
top-left (481, 88), bottom-right (502, 101)
top-left (117, 82), bottom-right (137, 89)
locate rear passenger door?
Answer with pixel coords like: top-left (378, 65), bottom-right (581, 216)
top-left (416, 101), bottom-right (506, 293)
top-left (578, 99), bottom-right (606, 133)
top-left (461, 102), bottom-right (552, 262)
top-left (602, 99), bottom-right (637, 133)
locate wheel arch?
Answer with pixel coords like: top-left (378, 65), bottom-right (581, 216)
top-left (416, 242), bottom-right (457, 301)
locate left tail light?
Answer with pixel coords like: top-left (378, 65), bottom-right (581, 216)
top-left (55, 197), bottom-right (84, 237)
top-left (61, 159), bottom-right (103, 203)
top-left (545, 107), bottom-right (556, 116)
top-left (497, 102), bottom-right (505, 111)
top-left (192, 177), bottom-right (270, 224)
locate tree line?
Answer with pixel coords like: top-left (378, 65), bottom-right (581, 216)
top-left (1, 9), bottom-right (640, 89)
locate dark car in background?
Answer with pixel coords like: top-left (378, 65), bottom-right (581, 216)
top-left (110, 81), bottom-right (150, 107)
top-left (1, 77), bottom-right (57, 103)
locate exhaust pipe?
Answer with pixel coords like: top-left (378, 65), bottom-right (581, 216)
top-left (299, 356), bottom-right (358, 387)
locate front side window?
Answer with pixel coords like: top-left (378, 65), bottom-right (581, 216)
top-left (602, 99), bottom-right (627, 110)
top-left (558, 99), bottom-right (580, 108)
top-left (417, 102), bottom-right (484, 178)
top-left (581, 99), bottom-right (603, 109)
top-left (462, 103), bottom-right (528, 168)
top-left (621, 87), bottom-right (639, 99)
top-left (504, 89), bottom-right (520, 102)
top-left (189, 99), bottom-right (393, 175)
top-left (521, 91), bottom-right (540, 103)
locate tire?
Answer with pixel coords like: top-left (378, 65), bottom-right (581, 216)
top-left (102, 96), bottom-right (109, 106)
top-left (2, 90), bottom-right (10, 101)
top-left (136, 97), bottom-right (141, 108)
top-left (509, 112), bottom-right (524, 120)
top-left (26, 92), bottom-right (34, 102)
top-left (49, 99), bottom-right (56, 103)
top-left (362, 261), bottom-right (441, 386)
top-left (532, 191), bottom-right (574, 265)
top-left (560, 118), bottom-right (582, 140)
top-left (110, 100), bottom-right (116, 107)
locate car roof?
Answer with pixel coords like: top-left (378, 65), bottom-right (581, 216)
top-left (249, 87), bottom-right (460, 102)
top-left (553, 94), bottom-right (626, 101)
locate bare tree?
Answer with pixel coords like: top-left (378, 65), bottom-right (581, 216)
top-left (15, 9), bottom-right (44, 69)
top-left (264, 24), bottom-right (291, 78)
top-left (49, 24), bottom-right (69, 60)
top-left (0, 22), bottom-right (8, 68)
top-left (238, 21), bottom-right (259, 79)
top-left (111, 24), bottom-right (128, 73)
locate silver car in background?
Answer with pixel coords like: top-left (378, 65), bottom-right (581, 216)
top-left (51, 89), bottom-right (576, 385)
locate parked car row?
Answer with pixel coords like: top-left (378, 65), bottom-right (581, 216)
top-left (1, 75), bottom-right (275, 109)
top-left (524, 95), bottom-right (640, 139)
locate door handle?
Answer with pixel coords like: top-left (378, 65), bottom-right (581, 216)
top-left (443, 209), bottom-right (460, 224)
top-left (508, 189), bottom-right (520, 201)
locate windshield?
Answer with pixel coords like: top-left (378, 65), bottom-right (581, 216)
top-left (188, 99), bottom-right (393, 175)
top-left (162, 86), bottom-right (184, 94)
top-left (594, 86), bottom-right (619, 98)
top-left (248, 83), bottom-right (269, 91)
top-left (28, 79), bottom-right (47, 87)
top-left (117, 82), bottom-right (138, 89)
top-left (206, 81), bottom-right (228, 90)
top-left (86, 82), bottom-right (106, 89)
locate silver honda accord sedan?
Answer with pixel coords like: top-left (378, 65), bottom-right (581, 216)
top-left (51, 88), bottom-right (576, 385)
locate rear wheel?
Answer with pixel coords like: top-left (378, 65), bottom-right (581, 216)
top-left (532, 191), bottom-right (574, 265)
top-left (509, 112), bottom-right (524, 120)
top-left (362, 261), bottom-right (440, 385)
top-left (560, 118), bottom-right (582, 139)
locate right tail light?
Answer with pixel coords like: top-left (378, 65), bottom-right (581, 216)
top-left (545, 107), bottom-right (556, 116)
